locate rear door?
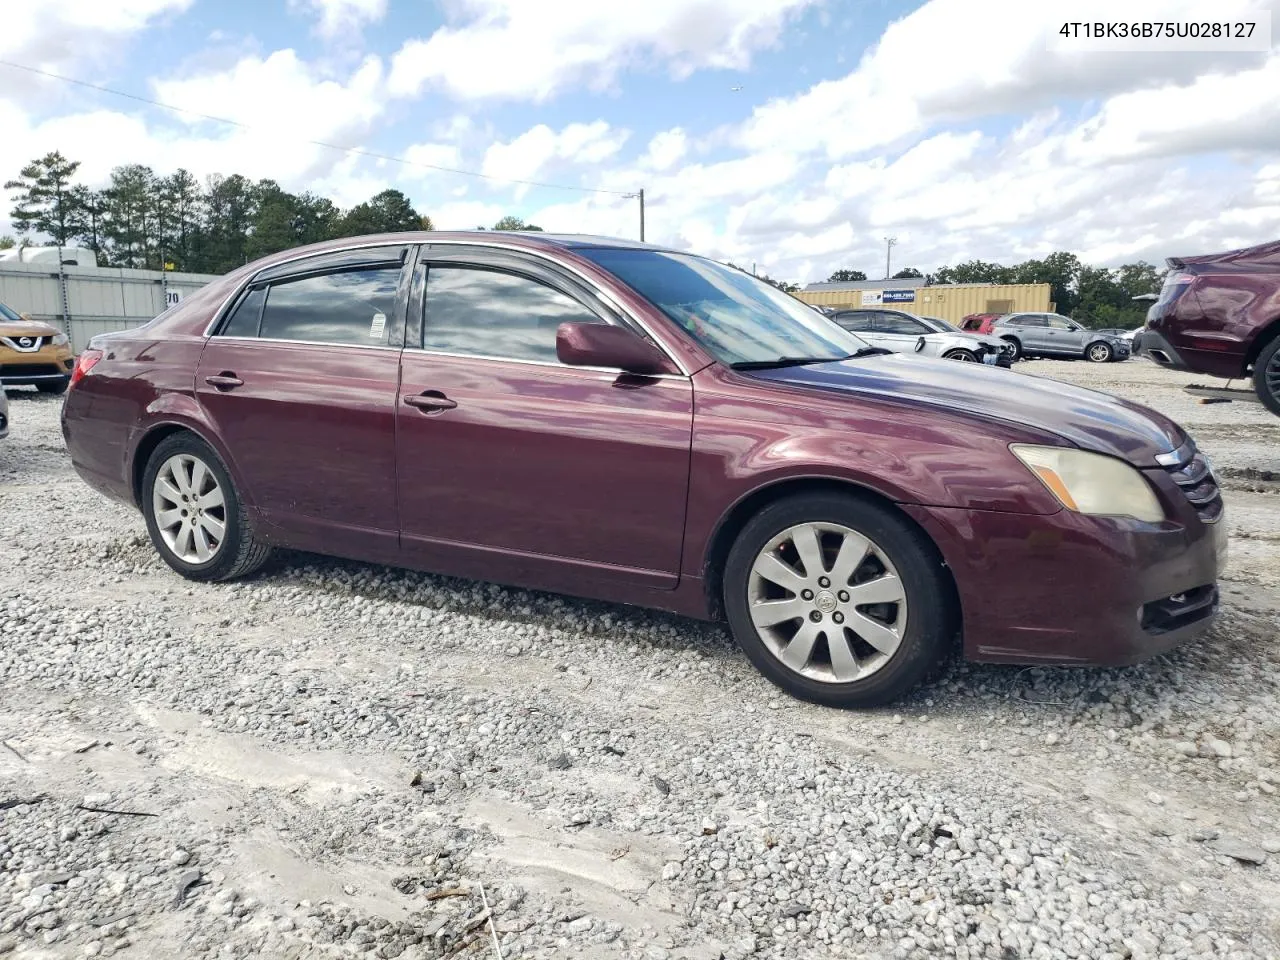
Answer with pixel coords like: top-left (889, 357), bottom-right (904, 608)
top-left (1007, 314), bottom-right (1048, 351)
top-left (195, 244), bottom-right (412, 560)
top-left (831, 311), bottom-right (891, 349)
top-left (395, 246), bottom-right (694, 593)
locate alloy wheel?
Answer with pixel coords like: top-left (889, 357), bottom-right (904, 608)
top-left (1266, 349), bottom-right (1280, 406)
top-left (1088, 343), bottom-right (1112, 362)
top-left (747, 522), bottom-right (907, 683)
top-left (151, 453), bottom-right (227, 564)
top-left (944, 350), bottom-right (978, 362)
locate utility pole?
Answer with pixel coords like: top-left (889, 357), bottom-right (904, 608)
top-left (884, 237), bottom-right (898, 279)
top-left (639, 188), bottom-right (645, 242)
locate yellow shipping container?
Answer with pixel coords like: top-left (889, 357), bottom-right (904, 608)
top-left (796, 283), bottom-right (1052, 324)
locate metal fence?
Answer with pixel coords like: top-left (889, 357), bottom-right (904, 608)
top-left (0, 260), bottom-right (220, 351)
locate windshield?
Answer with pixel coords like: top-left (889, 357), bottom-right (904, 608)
top-left (920, 315), bottom-right (959, 333)
top-left (0, 302), bottom-right (21, 322)
top-left (576, 248), bottom-right (868, 366)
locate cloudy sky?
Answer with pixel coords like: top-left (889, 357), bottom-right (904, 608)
top-left (2, 0), bottom-right (1279, 283)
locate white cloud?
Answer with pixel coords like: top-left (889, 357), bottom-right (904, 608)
top-left (642, 129), bottom-right (688, 172)
top-left (0, 0), bottom-right (192, 64)
top-left (152, 51), bottom-right (385, 135)
top-left (481, 121), bottom-right (629, 184)
top-left (401, 142), bottom-right (465, 177)
top-left (387, 0), bottom-right (816, 101)
top-left (739, 0), bottom-right (1277, 160)
top-left (290, 0), bottom-right (387, 39)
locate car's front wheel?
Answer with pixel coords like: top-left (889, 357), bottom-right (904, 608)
top-left (723, 493), bottom-right (954, 708)
top-left (36, 377), bottom-right (69, 395)
top-left (1086, 341), bottom-right (1114, 363)
top-left (942, 349), bottom-right (978, 363)
top-left (142, 432), bottom-right (272, 582)
top-left (1000, 337), bottom-right (1022, 361)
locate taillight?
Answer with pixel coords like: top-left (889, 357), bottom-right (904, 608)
top-left (70, 349), bottom-right (104, 387)
top-left (1154, 271), bottom-right (1195, 311)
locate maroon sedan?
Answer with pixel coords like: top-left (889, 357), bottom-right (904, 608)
top-left (1135, 238), bottom-right (1280, 415)
top-left (62, 233), bottom-right (1227, 707)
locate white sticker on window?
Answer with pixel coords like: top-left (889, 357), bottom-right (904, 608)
top-left (369, 312), bottom-right (387, 339)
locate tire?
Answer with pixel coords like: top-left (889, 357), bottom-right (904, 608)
top-left (141, 432), bottom-right (272, 582)
top-left (942, 349), bottom-right (979, 363)
top-left (723, 493), bottom-right (955, 708)
top-left (1086, 341), bottom-right (1114, 363)
top-left (1000, 337), bottom-right (1022, 361)
top-left (36, 377), bottom-right (69, 395)
top-left (1254, 335), bottom-right (1280, 416)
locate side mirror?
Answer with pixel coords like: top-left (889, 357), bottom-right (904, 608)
top-left (19, 312), bottom-right (32, 321)
top-left (556, 322), bottom-right (679, 376)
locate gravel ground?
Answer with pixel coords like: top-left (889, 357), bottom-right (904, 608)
top-left (1, 358), bottom-right (1278, 960)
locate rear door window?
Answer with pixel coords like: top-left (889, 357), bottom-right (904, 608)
top-left (221, 287), bottom-right (266, 338)
top-left (258, 267), bottom-right (403, 346)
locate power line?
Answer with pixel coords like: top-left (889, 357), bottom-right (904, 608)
top-left (0, 58), bottom-right (638, 198)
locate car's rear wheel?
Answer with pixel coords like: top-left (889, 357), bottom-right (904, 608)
top-left (1087, 341), bottom-right (1114, 363)
top-left (142, 433), bottom-right (272, 582)
top-left (1000, 337), bottom-right (1022, 361)
top-left (36, 377), bottom-right (69, 395)
top-left (1254, 335), bottom-right (1280, 416)
top-left (723, 493), bottom-right (954, 708)
top-left (942, 349), bottom-right (978, 363)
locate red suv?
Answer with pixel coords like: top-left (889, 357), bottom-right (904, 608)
top-left (959, 313), bottom-right (1002, 335)
top-left (1135, 239), bottom-right (1280, 414)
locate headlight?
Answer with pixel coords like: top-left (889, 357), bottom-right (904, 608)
top-left (52, 333), bottom-right (69, 346)
top-left (1011, 445), bottom-right (1164, 522)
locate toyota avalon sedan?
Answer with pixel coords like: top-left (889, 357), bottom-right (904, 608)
top-left (61, 233), bottom-right (1226, 707)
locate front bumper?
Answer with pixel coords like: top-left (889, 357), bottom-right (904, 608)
top-left (905, 500), bottom-right (1225, 667)
top-left (0, 345), bottom-right (75, 385)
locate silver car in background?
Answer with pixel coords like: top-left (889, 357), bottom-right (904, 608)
top-left (989, 312), bottom-right (1131, 363)
top-left (828, 308), bottom-right (1016, 367)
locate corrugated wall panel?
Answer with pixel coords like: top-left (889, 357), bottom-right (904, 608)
top-left (0, 262), bottom-right (221, 350)
top-left (796, 283), bottom-right (1052, 323)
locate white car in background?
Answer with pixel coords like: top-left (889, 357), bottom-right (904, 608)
top-left (828, 308), bottom-right (1017, 367)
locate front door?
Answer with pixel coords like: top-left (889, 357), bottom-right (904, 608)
top-left (395, 252), bottom-right (694, 595)
top-left (1045, 314), bottom-right (1086, 356)
top-left (194, 245), bottom-right (410, 559)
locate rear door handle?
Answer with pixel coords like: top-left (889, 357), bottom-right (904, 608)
top-left (205, 373), bottom-right (244, 390)
top-left (403, 391), bottom-right (457, 412)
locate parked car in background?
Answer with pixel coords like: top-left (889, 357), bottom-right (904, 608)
top-left (830, 308), bottom-right (1015, 367)
top-left (959, 313), bottom-right (1003, 335)
top-left (62, 231), bottom-right (1224, 708)
top-left (0, 302), bottom-right (75, 393)
top-left (1134, 239), bottom-right (1280, 415)
top-left (989, 313), bottom-right (1131, 363)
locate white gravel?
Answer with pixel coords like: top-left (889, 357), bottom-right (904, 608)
top-left (1, 359), bottom-right (1278, 960)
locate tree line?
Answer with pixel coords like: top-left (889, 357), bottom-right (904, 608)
top-left (2, 152), bottom-right (543, 275)
top-left (825, 252), bottom-right (1164, 330)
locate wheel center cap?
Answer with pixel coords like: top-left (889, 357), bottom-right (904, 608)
top-left (815, 590), bottom-right (837, 614)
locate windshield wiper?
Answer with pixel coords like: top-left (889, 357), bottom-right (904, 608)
top-left (729, 348), bottom-right (891, 370)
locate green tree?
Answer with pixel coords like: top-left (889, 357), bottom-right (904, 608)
top-left (929, 260), bottom-right (1012, 285)
top-left (102, 164), bottom-right (156, 268)
top-left (202, 174), bottom-right (256, 272)
top-left (337, 189), bottom-right (423, 237)
top-left (0, 235), bottom-right (14, 250)
top-left (827, 268), bottom-right (867, 282)
top-left (161, 169), bottom-right (204, 271)
top-left (69, 186), bottom-right (106, 264)
top-left (4, 151), bottom-right (86, 247)
top-left (891, 267), bottom-right (923, 279)
top-left (1008, 252), bottom-right (1082, 314)
top-left (492, 215), bottom-right (543, 231)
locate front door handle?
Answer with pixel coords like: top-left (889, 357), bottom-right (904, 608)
top-left (403, 391), bottom-right (457, 412)
top-left (205, 373), bottom-right (244, 390)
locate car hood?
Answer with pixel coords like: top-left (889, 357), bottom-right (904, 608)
top-left (749, 354), bottom-right (1186, 465)
top-left (0, 319), bottom-right (61, 338)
